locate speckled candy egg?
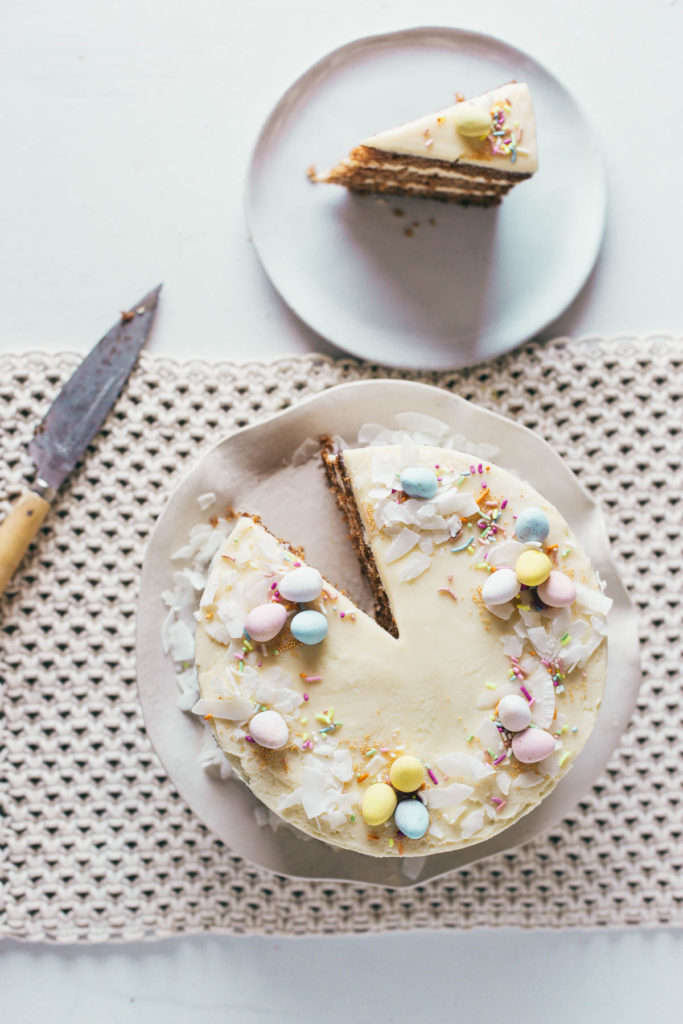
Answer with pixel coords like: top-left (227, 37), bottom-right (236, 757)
top-left (389, 755), bottom-right (426, 793)
top-left (248, 709), bottom-right (289, 750)
top-left (511, 727), bottom-right (556, 764)
top-left (482, 567), bottom-right (521, 606)
top-left (537, 570), bottom-right (577, 608)
top-left (400, 466), bottom-right (438, 499)
top-left (394, 799), bottom-right (430, 840)
top-left (244, 602), bottom-right (287, 642)
top-left (515, 506), bottom-right (550, 544)
top-left (515, 549), bottom-right (552, 587)
top-left (497, 694), bottom-right (532, 733)
top-left (278, 566), bottom-right (323, 603)
top-left (290, 609), bottom-right (328, 645)
top-left (361, 783), bottom-right (397, 826)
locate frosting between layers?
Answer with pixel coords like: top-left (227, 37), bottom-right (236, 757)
top-left (194, 444), bottom-right (608, 858)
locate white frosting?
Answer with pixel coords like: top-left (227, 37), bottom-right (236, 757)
top-left (193, 445), bottom-right (607, 858)
top-left (361, 82), bottom-right (538, 175)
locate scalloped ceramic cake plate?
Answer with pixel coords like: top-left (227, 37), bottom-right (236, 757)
top-left (246, 26), bottom-right (606, 370)
top-left (137, 381), bottom-right (639, 888)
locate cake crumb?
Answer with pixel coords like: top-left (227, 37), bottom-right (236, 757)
top-left (404, 227), bottom-right (414, 238)
top-left (393, 207), bottom-right (405, 217)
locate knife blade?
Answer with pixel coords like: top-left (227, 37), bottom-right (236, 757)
top-left (0, 284), bottom-right (162, 594)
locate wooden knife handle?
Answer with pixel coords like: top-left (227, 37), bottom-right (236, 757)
top-left (0, 490), bottom-right (51, 595)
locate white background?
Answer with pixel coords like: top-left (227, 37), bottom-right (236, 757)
top-left (1, 0), bottom-right (680, 1020)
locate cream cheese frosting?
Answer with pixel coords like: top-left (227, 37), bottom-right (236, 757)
top-left (361, 82), bottom-right (539, 175)
top-left (193, 444), bottom-right (608, 857)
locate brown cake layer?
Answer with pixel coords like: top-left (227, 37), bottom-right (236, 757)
top-left (321, 441), bottom-right (399, 638)
top-left (314, 144), bottom-right (530, 205)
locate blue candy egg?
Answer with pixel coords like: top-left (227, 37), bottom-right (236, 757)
top-left (290, 609), bottom-right (328, 645)
top-left (400, 466), bottom-right (438, 499)
top-left (515, 506), bottom-right (550, 544)
top-left (394, 798), bottom-right (430, 839)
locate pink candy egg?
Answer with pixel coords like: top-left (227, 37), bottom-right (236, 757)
top-left (244, 602), bottom-right (287, 642)
top-left (537, 570), bottom-right (577, 608)
top-left (249, 709), bottom-right (289, 750)
top-left (511, 727), bottom-right (556, 764)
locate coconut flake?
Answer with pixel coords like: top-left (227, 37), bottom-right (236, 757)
top-left (460, 809), bottom-right (485, 839)
top-left (477, 717), bottom-right (504, 755)
top-left (526, 666), bottom-right (556, 729)
top-left (365, 753), bottom-right (387, 777)
top-left (398, 553), bottom-right (431, 582)
top-left (300, 765), bottom-right (329, 819)
top-left (385, 528), bottom-right (420, 563)
top-left (164, 619), bottom-right (195, 662)
top-left (191, 696), bottom-right (254, 722)
top-left (290, 437), bottom-right (320, 466)
top-left (574, 582), bottom-right (612, 617)
top-left (423, 782), bottom-right (474, 809)
top-left (197, 491), bottom-right (216, 511)
top-left (401, 856), bottom-right (427, 880)
top-left (435, 752), bottom-right (494, 782)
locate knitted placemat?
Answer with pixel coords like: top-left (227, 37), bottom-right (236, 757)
top-left (0, 336), bottom-right (681, 942)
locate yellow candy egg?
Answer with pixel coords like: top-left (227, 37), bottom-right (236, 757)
top-left (515, 549), bottom-right (553, 587)
top-left (389, 755), bottom-right (426, 793)
top-left (452, 104), bottom-right (493, 139)
top-left (361, 783), bottom-right (397, 826)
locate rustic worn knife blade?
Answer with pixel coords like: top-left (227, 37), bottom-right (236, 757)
top-left (0, 284), bottom-right (162, 594)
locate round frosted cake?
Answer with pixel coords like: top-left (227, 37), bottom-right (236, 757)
top-left (193, 442), bottom-right (611, 857)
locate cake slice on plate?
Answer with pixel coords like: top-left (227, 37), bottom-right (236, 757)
top-left (312, 82), bottom-right (538, 205)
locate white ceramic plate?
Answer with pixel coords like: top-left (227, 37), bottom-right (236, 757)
top-left (137, 381), bottom-right (639, 888)
top-left (247, 26), bottom-right (606, 369)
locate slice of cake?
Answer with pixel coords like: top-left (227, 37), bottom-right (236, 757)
top-left (312, 82), bottom-right (538, 205)
top-left (193, 443), bottom-right (609, 858)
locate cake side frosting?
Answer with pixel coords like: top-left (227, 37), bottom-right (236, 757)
top-left (194, 444), bottom-right (608, 857)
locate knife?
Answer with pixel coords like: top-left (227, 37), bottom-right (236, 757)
top-left (0, 284), bottom-right (162, 595)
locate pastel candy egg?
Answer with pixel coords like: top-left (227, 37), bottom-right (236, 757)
top-left (389, 755), bottom-right (426, 793)
top-left (400, 466), bottom-right (438, 499)
top-left (394, 799), bottom-right (430, 840)
top-left (511, 727), bottom-right (556, 764)
top-left (537, 570), bottom-right (577, 608)
top-left (244, 602), bottom-right (287, 642)
top-left (278, 566), bottom-right (323, 603)
top-left (248, 709), bottom-right (289, 750)
top-left (482, 568), bottom-right (521, 606)
top-left (515, 549), bottom-right (552, 587)
top-left (515, 507), bottom-right (550, 544)
top-left (361, 782), bottom-right (397, 826)
top-left (290, 609), bottom-right (328, 645)
top-left (452, 103), bottom-right (493, 138)
top-left (497, 694), bottom-right (532, 733)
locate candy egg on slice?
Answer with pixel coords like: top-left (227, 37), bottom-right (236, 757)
top-left (291, 609), bottom-right (328, 645)
top-left (497, 694), bottom-right (532, 732)
top-left (537, 570), bottom-right (577, 608)
top-left (511, 727), bottom-right (556, 764)
top-left (361, 783), bottom-right (397, 826)
top-left (400, 466), bottom-right (438, 499)
top-left (515, 507), bottom-right (550, 544)
top-left (394, 799), bottom-right (430, 839)
top-left (248, 709), bottom-right (289, 750)
top-left (244, 602), bottom-right (287, 642)
top-left (482, 568), bottom-right (521, 606)
top-left (453, 103), bottom-right (493, 138)
top-left (515, 549), bottom-right (552, 587)
top-left (389, 755), bottom-right (426, 793)
top-left (278, 566), bottom-right (323, 603)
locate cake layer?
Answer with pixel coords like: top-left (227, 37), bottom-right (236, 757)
top-left (194, 444), bottom-right (610, 859)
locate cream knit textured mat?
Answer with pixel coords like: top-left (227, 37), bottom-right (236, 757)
top-left (0, 336), bottom-right (681, 941)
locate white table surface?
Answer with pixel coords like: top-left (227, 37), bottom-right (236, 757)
top-left (1, 0), bottom-right (680, 1019)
